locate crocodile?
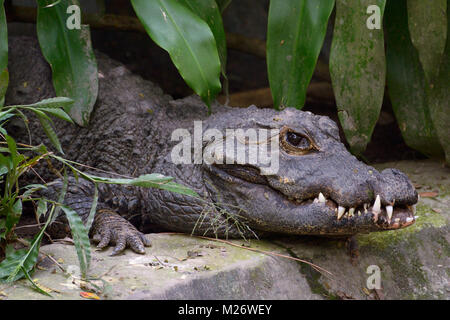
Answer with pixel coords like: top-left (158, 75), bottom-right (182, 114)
top-left (7, 37), bottom-right (418, 255)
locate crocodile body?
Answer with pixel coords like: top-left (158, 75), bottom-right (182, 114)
top-left (8, 37), bottom-right (418, 255)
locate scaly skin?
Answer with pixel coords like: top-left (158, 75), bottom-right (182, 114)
top-left (9, 37), bottom-right (418, 255)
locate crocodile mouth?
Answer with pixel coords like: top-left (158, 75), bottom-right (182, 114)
top-left (211, 164), bottom-right (417, 231)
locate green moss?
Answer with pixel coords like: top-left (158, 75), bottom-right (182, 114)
top-left (357, 202), bottom-right (446, 250)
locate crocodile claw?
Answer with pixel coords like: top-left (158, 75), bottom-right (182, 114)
top-left (92, 211), bottom-right (151, 256)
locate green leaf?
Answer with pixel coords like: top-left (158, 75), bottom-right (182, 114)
top-left (36, 199), bottom-right (48, 219)
top-left (29, 107), bottom-right (54, 123)
top-left (0, 153), bottom-right (10, 176)
top-left (5, 135), bottom-right (18, 167)
top-left (179, 0), bottom-right (227, 78)
top-left (131, 0), bottom-right (221, 107)
top-left (40, 107), bottom-right (74, 123)
top-left (0, 247), bottom-right (30, 282)
top-left (427, 1), bottom-right (450, 164)
top-left (10, 97), bottom-right (74, 109)
top-left (36, 0), bottom-right (98, 126)
top-left (85, 183), bottom-right (98, 231)
top-left (35, 113), bottom-right (63, 154)
top-left (0, 0), bottom-right (7, 108)
top-left (22, 184), bottom-right (48, 198)
top-left (60, 205), bottom-right (91, 277)
top-left (53, 168), bottom-right (68, 222)
top-left (329, 0), bottom-right (387, 155)
top-left (407, 0), bottom-right (447, 82)
top-left (267, 0), bottom-right (335, 109)
top-left (5, 199), bottom-right (22, 232)
top-left (0, 111), bottom-right (14, 123)
top-left (385, 0), bottom-right (443, 157)
top-left (85, 173), bottom-right (199, 198)
top-left (0, 205), bottom-right (54, 284)
top-left (21, 266), bottom-right (52, 297)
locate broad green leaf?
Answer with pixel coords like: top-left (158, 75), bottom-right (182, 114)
top-left (131, 0), bottom-right (221, 107)
top-left (179, 0), bottom-right (227, 80)
top-left (407, 0), bottom-right (447, 82)
top-left (0, 0), bottom-right (7, 108)
top-left (267, 0), bottom-right (335, 109)
top-left (427, 1), bottom-right (450, 164)
top-left (385, 0), bottom-right (443, 157)
top-left (36, 0), bottom-right (98, 126)
top-left (330, 0), bottom-right (386, 155)
top-left (60, 205), bottom-right (91, 277)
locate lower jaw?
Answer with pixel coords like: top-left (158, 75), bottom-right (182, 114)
top-left (285, 197), bottom-right (417, 231)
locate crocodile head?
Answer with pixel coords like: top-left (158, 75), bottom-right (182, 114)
top-left (201, 106), bottom-right (418, 236)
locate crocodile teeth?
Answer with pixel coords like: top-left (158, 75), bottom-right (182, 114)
top-left (349, 208), bottom-right (355, 217)
top-left (358, 210), bottom-right (361, 216)
top-left (337, 206), bottom-right (346, 220)
top-left (373, 195), bottom-right (381, 213)
top-left (386, 205), bottom-right (393, 222)
top-left (414, 216), bottom-right (419, 220)
top-left (313, 198), bottom-right (319, 203)
top-left (318, 192), bottom-right (326, 203)
top-left (406, 217), bottom-right (414, 223)
top-left (373, 211), bottom-right (379, 222)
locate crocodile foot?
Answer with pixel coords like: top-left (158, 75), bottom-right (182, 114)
top-left (91, 209), bottom-right (152, 256)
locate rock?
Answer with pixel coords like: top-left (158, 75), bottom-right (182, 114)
top-left (0, 160), bottom-right (448, 300)
top-left (0, 235), bottom-right (320, 300)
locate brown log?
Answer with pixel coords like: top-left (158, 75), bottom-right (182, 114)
top-left (217, 82), bottom-right (334, 108)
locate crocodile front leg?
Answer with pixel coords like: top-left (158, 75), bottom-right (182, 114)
top-left (42, 176), bottom-right (151, 255)
top-left (91, 208), bottom-right (151, 255)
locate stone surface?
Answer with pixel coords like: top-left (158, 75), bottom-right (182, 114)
top-left (0, 235), bottom-right (320, 300)
top-left (0, 160), bottom-right (448, 300)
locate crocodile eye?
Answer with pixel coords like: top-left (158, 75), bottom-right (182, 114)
top-left (286, 132), bottom-right (310, 149)
top-left (280, 127), bottom-right (316, 155)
